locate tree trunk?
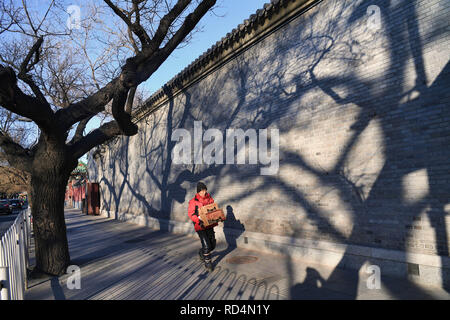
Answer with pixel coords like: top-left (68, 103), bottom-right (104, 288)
top-left (30, 147), bottom-right (73, 276)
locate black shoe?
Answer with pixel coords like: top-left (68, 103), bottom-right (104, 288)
top-left (198, 249), bottom-right (205, 262)
top-left (204, 260), bottom-right (214, 272)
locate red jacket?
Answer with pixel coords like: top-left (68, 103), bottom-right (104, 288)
top-left (188, 192), bottom-right (218, 231)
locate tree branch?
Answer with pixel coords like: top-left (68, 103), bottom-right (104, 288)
top-left (19, 36), bottom-right (43, 74)
top-left (0, 65), bottom-right (55, 131)
top-left (69, 120), bottom-right (121, 160)
top-left (161, 0), bottom-right (216, 58)
top-left (16, 36), bottom-right (48, 104)
top-left (21, 0), bottom-right (38, 35)
top-left (0, 130), bottom-right (32, 172)
top-left (111, 87), bottom-right (138, 135)
top-left (147, 0), bottom-right (192, 52)
top-left (125, 86), bottom-right (137, 113)
top-left (55, 0), bottom-right (216, 132)
top-left (54, 77), bottom-right (119, 130)
top-left (104, 0), bottom-right (151, 45)
top-left (131, 0), bottom-right (216, 82)
top-left (69, 115), bottom-right (94, 145)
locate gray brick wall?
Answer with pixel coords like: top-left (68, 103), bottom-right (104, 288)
top-left (88, 0), bottom-right (450, 260)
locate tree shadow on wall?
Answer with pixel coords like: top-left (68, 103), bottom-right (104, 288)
top-left (276, 0), bottom-right (449, 298)
top-left (130, 52), bottom-right (287, 233)
top-left (212, 0), bottom-right (449, 298)
top-left (95, 0), bottom-right (449, 299)
top-left (97, 135), bottom-right (131, 221)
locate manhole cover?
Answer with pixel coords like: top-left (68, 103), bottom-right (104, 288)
top-left (226, 256), bottom-right (258, 264)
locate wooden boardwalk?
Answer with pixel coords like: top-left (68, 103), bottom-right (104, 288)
top-left (25, 209), bottom-right (450, 300)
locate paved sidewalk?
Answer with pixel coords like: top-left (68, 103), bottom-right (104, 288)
top-left (25, 209), bottom-right (450, 300)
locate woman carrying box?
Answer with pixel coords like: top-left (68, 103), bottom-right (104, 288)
top-left (188, 182), bottom-right (218, 272)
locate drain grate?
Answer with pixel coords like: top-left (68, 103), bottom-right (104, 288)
top-left (226, 255), bottom-right (258, 264)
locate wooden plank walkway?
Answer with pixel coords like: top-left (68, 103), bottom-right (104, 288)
top-left (24, 209), bottom-right (450, 300)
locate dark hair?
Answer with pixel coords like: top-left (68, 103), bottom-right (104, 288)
top-left (197, 182), bottom-right (207, 193)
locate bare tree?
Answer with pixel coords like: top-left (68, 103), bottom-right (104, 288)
top-left (0, 100), bottom-right (35, 199)
top-left (0, 0), bottom-right (217, 275)
top-left (0, 165), bottom-right (30, 195)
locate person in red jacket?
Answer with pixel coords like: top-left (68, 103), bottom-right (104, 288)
top-left (188, 182), bottom-right (218, 272)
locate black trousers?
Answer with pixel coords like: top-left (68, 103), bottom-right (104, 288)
top-left (197, 228), bottom-right (216, 256)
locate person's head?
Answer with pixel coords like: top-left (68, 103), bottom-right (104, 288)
top-left (197, 182), bottom-right (207, 197)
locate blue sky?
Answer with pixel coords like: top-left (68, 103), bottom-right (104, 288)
top-left (82, 0), bottom-right (270, 159)
top-left (143, 0), bottom-right (269, 94)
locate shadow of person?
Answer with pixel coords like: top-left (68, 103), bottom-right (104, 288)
top-left (223, 205), bottom-right (246, 247)
top-left (212, 205), bottom-right (246, 266)
top-left (290, 267), bottom-right (327, 300)
top-left (290, 267), bottom-right (349, 300)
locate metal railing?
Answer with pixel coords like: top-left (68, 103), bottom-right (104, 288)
top-left (0, 208), bottom-right (32, 300)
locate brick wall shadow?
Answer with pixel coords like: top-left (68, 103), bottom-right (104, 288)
top-left (92, 0), bottom-right (449, 299)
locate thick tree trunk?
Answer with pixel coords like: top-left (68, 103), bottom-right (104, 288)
top-left (30, 145), bottom-right (74, 276)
